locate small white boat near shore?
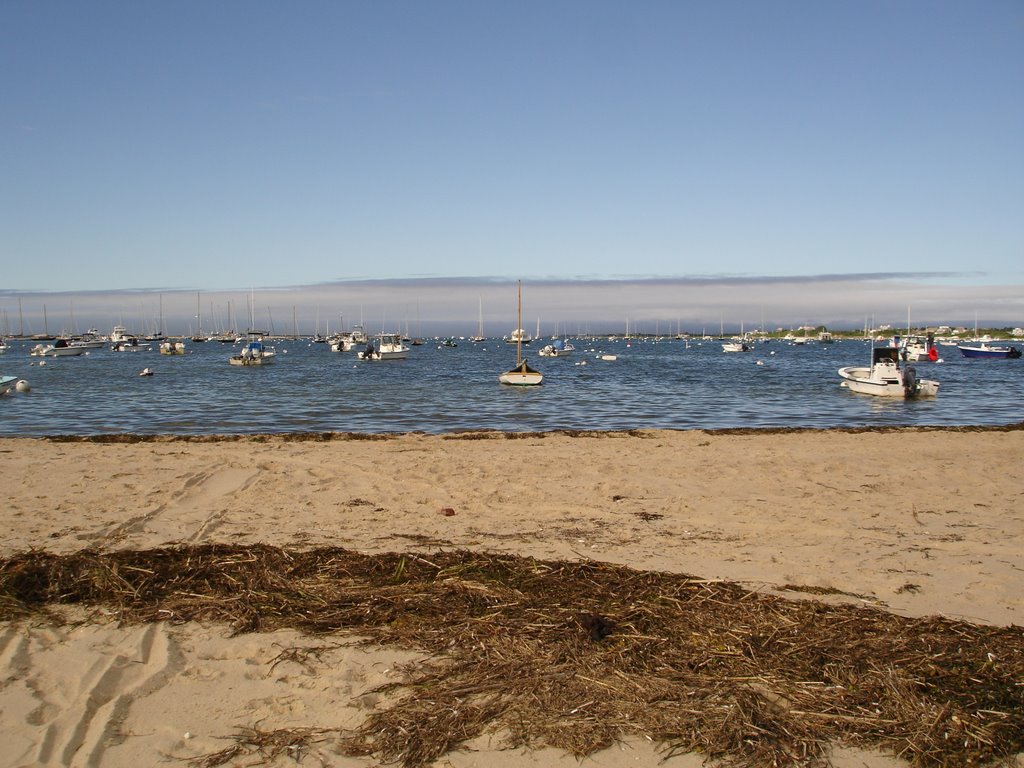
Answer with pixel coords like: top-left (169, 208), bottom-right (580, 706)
top-left (838, 346), bottom-right (939, 398)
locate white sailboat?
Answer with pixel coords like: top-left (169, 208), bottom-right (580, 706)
top-left (499, 282), bottom-right (543, 386)
top-left (470, 296), bottom-right (486, 343)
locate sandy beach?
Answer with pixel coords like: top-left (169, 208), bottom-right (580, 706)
top-left (2, 427), bottom-right (1022, 767)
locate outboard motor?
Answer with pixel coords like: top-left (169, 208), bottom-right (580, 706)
top-left (903, 366), bottom-right (918, 398)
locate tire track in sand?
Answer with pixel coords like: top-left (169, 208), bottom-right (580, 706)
top-left (92, 467), bottom-right (259, 548)
top-left (28, 623), bottom-right (179, 767)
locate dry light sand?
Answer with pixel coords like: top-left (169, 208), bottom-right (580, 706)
top-left (1, 427), bottom-right (1022, 767)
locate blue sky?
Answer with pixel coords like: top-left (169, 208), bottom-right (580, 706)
top-left (1, 1), bottom-right (1022, 330)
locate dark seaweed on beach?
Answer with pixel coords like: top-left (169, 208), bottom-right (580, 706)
top-left (2, 544), bottom-right (1022, 767)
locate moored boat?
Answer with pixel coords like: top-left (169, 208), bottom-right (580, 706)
top-left (30, 339), bottom-right (86, 357)
top-left (538, 338), bottom-right (575, 357)
top-left (500, 281), bottom-right (542, 386)
top-left (0, 374), bottom-right (18, 395)
top-left (111, 338), bottom-right (150, 352)
top-left (159, 339), bottom-right (186, 355)
top-left (722, 341), bottom-right (750, 353)
top-left (898, 333), bottom-right (938, 362)
top-left (838, 346), bottom-right (939, 398)
top-left (357, 333), bottom-right (409, 360)
top-left (499, 359), bottom-right (544, 385)
top-left (504, 328), bottom-right (532, 345)
top-left (957, 342), bottom-right (1021, 359)
top-left (330, 325), bottom-right (369, 352)
top-left (229, 336), bottom-right (276, 366)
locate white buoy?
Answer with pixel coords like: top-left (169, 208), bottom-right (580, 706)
top-left (16, 379), bottom-right (30, 392)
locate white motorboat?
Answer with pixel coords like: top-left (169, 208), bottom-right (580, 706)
top-left (1, 374), bottom-right (18, 395)
top-left (70, 338), bottom-right (105, 349)
top-left (838, 346), bottom-right (939, 398)
top-left (112, 338), bottom-right (150, 352)
top-left (109, 325), bottom-right (150, 351)
top-left (159, 339), bottom-right (186, 355)
top-left (229, 336), bottom-right (276, 366)
top-left (722, 341), bottom-right (750, 353)
top-left (109, 325), bottom-right (134, 344)
top-left (897, 334), bottom-right (938, 362)
top-left (504, 328), bottom-right (533, 345)
top-left (330, 325), bottom-right (369, 352)
top-left (538, 339), bottom-right (575, 357)
top-left (30, 339), bottom-right (86, 357)
top-left (357, 333), bottom-right (409, 360)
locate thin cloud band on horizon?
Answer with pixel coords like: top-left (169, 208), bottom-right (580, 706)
top-left (2, 272), bottom-right (1021, 336)
top-left (0, 270), bottom-right (993, 296)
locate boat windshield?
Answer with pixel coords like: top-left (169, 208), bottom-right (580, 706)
top-left (872, 347), bottom-right (900, 365)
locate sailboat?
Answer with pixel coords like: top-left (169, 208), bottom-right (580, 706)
top-left (499, 282), bottom-right (543, 386)
top-left (191, 292), bottom-right (208, 342)
top-left (470, 296), bottom-right (486, 343)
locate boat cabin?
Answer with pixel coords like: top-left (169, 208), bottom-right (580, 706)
top-left (873, 347), bottom-right (901, 366)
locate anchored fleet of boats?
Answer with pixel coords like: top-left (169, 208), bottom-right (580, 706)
top-left (3, 313), bottom-right (1022, 403)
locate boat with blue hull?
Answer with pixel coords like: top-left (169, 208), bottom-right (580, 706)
top-left (958, 342), bottom-right (1021, 360)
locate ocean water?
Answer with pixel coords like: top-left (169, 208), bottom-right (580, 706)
top-left (1, 336), bottom-right (1021, 436)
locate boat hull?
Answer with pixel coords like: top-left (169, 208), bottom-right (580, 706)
top-left (499, 359), bottom-right (543, 386)
top-left (958, 345), bottom-right (1021, 359)
top-left (499, 371), bottom-right (544, 385)
top-left (229, 355), bottom-right (274, 366)
top-left (31, 345), bottom-right (86, 357)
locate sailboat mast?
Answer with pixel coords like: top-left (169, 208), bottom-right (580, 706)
top-left (516, 281), bottom-right (523, 364)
